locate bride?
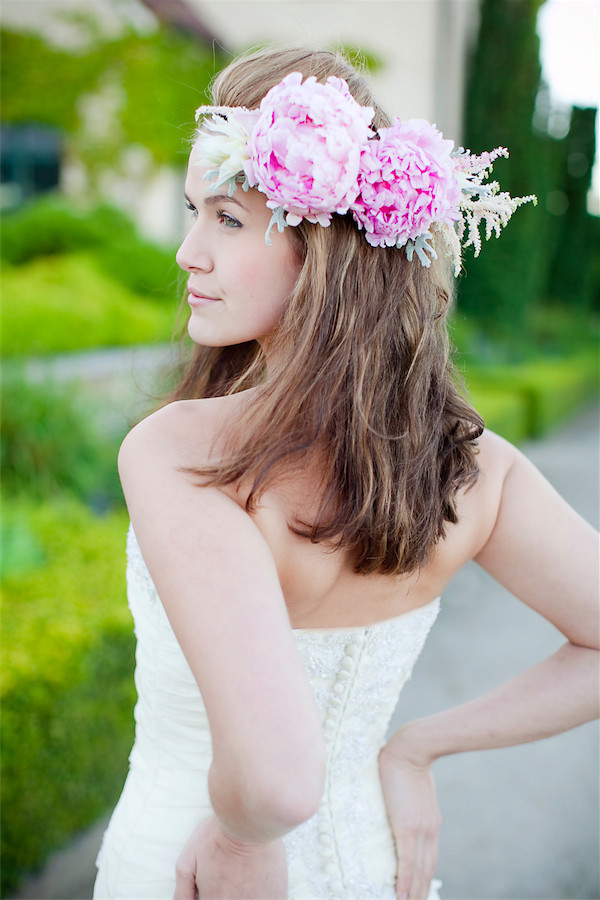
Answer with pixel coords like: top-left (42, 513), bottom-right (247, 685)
top-left (93, 47), bottom-right (598, 900)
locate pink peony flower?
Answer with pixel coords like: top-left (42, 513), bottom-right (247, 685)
top-left (351, 118), bottom-right (462, 248)
top-left (244, 72), bottom-right (374, 226)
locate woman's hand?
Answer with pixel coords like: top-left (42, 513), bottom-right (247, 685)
top-left (379, 738), bottom-right (441, 900)
top-left (173, 816), bottom-right (287, 900)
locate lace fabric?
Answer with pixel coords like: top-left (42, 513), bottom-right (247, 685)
top-left (94, 526), bottom-right (441, 900)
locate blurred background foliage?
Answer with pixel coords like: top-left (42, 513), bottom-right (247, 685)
top-left (1, 496), bottom-right (134, 889)
top-left (1, 368), bottom-right (124, 508)
top-left (1, 21), bottom-right (222, 168)
top-left (0, 0), bottom-right (598, 893)
top-left (458, 0), bottom-right (599, 347)
top-left (1, 197), bottom-right (178, 355)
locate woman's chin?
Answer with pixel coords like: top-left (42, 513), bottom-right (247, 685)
top-left (186, 322), bottom-right (242, 349)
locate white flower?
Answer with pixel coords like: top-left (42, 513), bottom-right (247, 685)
top-left (193, 107), bottom-right (260, 192)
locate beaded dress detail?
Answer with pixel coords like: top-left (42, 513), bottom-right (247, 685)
top-left (94, 528), bottom-right (442, 900)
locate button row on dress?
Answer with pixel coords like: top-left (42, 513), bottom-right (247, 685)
top-left (316, 630), bottom-right (366, 897)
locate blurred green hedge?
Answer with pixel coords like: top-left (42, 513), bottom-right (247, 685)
top-left (466, 353), bottom-right (599, 444)
top-left (1, 497), bottom-right (134, 895)
top-left (1, 368), bottom-right (124, 507)
top-left (1, 195), bottom-right (180, 297)
top-left (1, 195), bottom-right (182, 356)
top-left (2, 253), bottom-right (176, 356)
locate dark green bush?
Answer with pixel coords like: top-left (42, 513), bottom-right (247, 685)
top-left (0, 368), bottom-right (124, 507)
top-left (1, 194), bottom-right (180, 303)
top-left (0, 197), bottom-right (132, 265)
top-left (1, 497), bottom-right (134, 895)
top-left (451, 303), bottom-right (600, 365)
top-left (96, 238), bottom-right (181, 303)
top-left (545, 107), bottom-right (599, 314)
top-left (459, 0), bottom-right (547, 339)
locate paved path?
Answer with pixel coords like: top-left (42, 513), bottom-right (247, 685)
top-left (10, 356), bottom-right (599, 899)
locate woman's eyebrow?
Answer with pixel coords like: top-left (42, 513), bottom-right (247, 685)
top-left (184, 191), bottom-right (249, 214)
top-left (204, 193), bottom-right (249, 212)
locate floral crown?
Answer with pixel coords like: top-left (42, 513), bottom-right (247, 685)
top-left (193, 72), bottom-right (535, 274)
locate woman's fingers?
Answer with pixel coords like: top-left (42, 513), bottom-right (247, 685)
top-left (394, 813), bottom-right (441, 899)
top-left (394, 829), bottom-right (415, 898)
top-left (379, 748), bottom-right (441, 900)
top-left (173, 854), bottom-right (197, 900)
top-left (412, 818), bottom-right (440, 899)
top-left (172, 816), bottom-right (288, 899)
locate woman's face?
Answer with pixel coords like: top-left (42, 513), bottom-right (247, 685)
top-left (176, 149), bottom-right (302, 350)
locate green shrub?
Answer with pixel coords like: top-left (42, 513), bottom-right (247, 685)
top-left (467, 385), bottom-right (530, 445)
top-left (96, 239), bottom-right (181, 303)
top-left (528, 306), bottom-right (600, 358)
top-left (451, 304), bottom-right (600, 366)
top-left (0, 197), bottom-right (132, 265)
top-left (1, 368), bottom-right (124, 507)
top-left (1, 253), bottom-right (175, 356)
top-left (1, 496), bottom-right (134, 895)
top-left (465, 353), bottom-right (598, 440)
top-left (1, 194), bottom-right (181, 304)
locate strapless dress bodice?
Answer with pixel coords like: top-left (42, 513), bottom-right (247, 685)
top-left (94, 527), bottom-right (441, 900)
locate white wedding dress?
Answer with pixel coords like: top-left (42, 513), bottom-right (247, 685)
top-left (94, 527), bottom-right (442, 900)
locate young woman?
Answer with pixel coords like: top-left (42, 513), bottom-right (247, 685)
top-left (93, 47), bottom-right (598, 900)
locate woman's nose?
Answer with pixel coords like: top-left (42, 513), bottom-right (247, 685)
top-left (176, 224), bottom-right (214, 273)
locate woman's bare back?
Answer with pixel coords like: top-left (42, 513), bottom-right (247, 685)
top-left (141, 393), bottom-right (514, 630)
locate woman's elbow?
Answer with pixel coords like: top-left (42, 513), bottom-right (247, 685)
top-left (246, 711), bottom-right (327, 828)
top-left (245, 740), bottom-right (326, 828)
top-left (270, 747), bottom-right (326, 826)
top-left (210, 741), bottom-right (326, 838)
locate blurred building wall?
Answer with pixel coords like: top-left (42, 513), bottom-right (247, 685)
top-left (195, 0), bottom-right (478, 143)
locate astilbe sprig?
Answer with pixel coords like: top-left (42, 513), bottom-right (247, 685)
top-left (450, 147), bottom-right (537, 270)
top-left (458, 189), bottom-right (537, 261)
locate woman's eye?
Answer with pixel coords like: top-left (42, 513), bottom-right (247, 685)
top-left (217, 211), bottom-right (242, 229)
top-left (185, 200), bottom-right (198, 218)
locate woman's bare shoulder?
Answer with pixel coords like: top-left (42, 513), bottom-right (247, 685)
top-left (440, 429), bottom-right (525, 566)
top-left (470, 427), bottom-right (561, 515)
top-left (119, 394), bottom-right (247, 473)
top-left (117, 395), bottom-right (253, 540)
top-left (455, 428), bottom-right (519, 516)
top-left (475, 427), bottom-right (521, 475)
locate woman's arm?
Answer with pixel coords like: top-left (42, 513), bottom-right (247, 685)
top-left (118, 404), bottom-right (326, 891)
top-left (381, 433), bottom-right (599, 899)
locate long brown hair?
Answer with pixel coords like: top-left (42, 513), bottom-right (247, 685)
top-left (172, 46), bottom-right (484, 576)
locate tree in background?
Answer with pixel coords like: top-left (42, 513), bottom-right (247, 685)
top-left (459, 0), bottom-right (546, 342)
top-left (458, 0), bottom-right (598, 349)
top-left (546, 106), bottom-right (599, 313)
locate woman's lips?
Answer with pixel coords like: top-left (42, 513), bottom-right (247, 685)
top-left (187, 288), bottom-right (221, 307)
